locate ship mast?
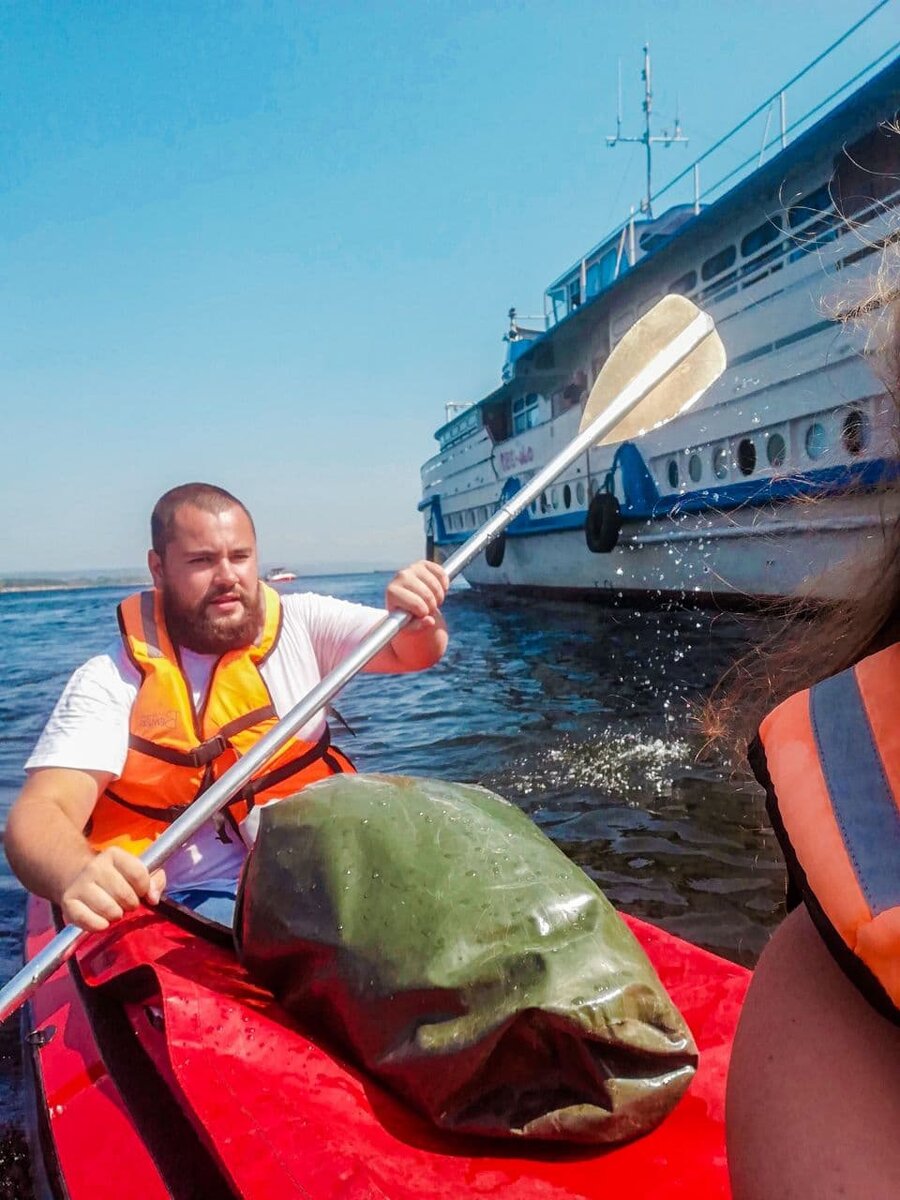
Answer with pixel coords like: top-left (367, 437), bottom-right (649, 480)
top-left (606, 45), bottom-right (688, 218)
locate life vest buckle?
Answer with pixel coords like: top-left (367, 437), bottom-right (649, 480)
top-left (190, 735), bottom-right (230, 767)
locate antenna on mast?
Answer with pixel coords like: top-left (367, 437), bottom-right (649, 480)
top-left (606, 44), bottom-right (688, 218)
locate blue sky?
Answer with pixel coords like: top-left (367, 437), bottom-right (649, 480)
top-left (2, 0), bottom-right (896, 574)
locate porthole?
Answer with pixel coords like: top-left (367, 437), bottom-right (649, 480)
top-left (842, 408), bottom-right (870, 456)
top-left (589, 478), bottom-right (600, 499)
top-left (688, 453), bottom-right (702, 483)
top-left (737, 438), bottom-right (757, 476)
top-left (576, 480), bottom-right (586, 506)
top-left (540, 491), bottom-right (549, 513)
top-left (551, 487), bottom-right (560, 511)
top-left (667, 460), bottom-right (679, 489)
top-left (563, 483), bottom-right (572, 509)
top-left (712, 446), bottom-right (729, 479)
top-left (805, 422), bottom-right (828, 460)
top-left (766, 432), bottom-right (787, 467)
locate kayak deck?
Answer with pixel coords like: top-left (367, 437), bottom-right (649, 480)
top-left (22, 898), bottom-right (749, 1199)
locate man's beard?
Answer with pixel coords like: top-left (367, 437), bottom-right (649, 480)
top-left (163, 583), bottom-right (263, 655)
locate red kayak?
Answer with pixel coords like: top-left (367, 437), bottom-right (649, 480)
top-left (21, 896), bottom-right (749, 1199)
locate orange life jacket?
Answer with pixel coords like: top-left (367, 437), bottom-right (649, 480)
top-left (88, 584), bottom-right (355, 855)
top-left (751, 642), bottom-right (900, 1022)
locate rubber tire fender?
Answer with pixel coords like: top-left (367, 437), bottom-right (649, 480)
top-left (485, 533), bottom-right (506, 568)
top-left (585, 492), bottom-right (622, 554)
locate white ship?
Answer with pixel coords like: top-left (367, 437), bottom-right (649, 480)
top-left (418, 38), bottom-right (900, 603)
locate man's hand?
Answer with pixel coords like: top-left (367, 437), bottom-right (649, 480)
top-left (59, 848), bottom-right (166, 933)
top-left (366, 560), bottom-right (450, 673)
top-left (384, 560), bottom-right (449, 629)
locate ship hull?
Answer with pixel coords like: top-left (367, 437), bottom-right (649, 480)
top-left (461, 492), bottom-right (896, 604)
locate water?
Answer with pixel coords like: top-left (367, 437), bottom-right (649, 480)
top-left (0, 575), bottom-right (784, 1150)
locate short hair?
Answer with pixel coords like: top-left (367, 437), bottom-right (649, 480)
top-left (151, 483), bottom-right (256, 557)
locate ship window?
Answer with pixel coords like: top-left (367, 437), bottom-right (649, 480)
top-left (766, 432), bottom-right (787, 468)
top-left (833, 124), bottom-right (900, 218)
top-left (512, 392), bottom-right (541, 434)
top-left (576, 480), bottom-right (586, 506)
top-left (842, 408), bottom-right (870, 456)
top-left (568, 278), bottom-right (581, 311)
top-left (540, 491), bottom-right (549, 513)
top-left (550, 289), bottom-right (568, 324)
top-left (688, 453), bottom-right (702, 483)
top-left (667, 460), bottom-right (679, 489)
top-left (586, 250), bottom-right (617, 297)
top-left (483, 402), bottom-right (510, 442)
top-left (805, 422), bottom-right (828, 460)
top-left (701, 245), bottom-right (736, 282)
top-left (611, 307), bottom-right (636, 343)
top-left (589, 477), bottom-right (600, 499)
top-left (638, 292), bottom-right (664, 318)
top-left (712, 446), bottom-right (729, 479)
top-left (563, 484), bottom-right (572, 509)
top-left (741, 217), bottom-right (782, 258)
top-left (737, 438), bottom-right (757, 476)
top-left (670, 270), bottom-right (697, 296)
top-left (789, 212), bottom-right (840, 260)
top-left (788, 185), bottom-right (832, 228)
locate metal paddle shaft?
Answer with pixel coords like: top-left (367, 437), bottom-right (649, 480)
top-left (0, 298), bottom-right (723, 1024)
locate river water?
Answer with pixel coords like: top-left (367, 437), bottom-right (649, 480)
top-left (0, 574), bottom-right (784, 1177)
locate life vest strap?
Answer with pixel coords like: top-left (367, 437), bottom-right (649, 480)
top-left (128, 733), bottom-right (229, 769)
top-left (238, 727), bottom-right (339, 806)
top-left (217, 706), bottom-right (277, 741)
top-left (104, 786), bottom-right (190, 826)
top-left (107, 726), bottom-right (343, 827)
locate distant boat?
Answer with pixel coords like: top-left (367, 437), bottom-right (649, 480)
top-left (265, 568), bottom-right (298, 584)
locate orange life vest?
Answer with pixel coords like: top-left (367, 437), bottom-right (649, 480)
top-left (88, 584), bottom-right (355, 856)
top-left (751, 642), bottom-right (900, 1022)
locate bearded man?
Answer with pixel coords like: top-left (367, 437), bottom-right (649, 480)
top-left (6, 482), bottom-right (449, 930)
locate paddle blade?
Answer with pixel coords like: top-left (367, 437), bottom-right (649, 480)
top-left (578, 294), bottom-right (726, 446)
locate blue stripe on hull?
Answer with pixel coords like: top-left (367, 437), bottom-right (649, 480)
top-left (425, 457), bottom-right (896, 547)
top-left (810, 670), bottom-right (900, 915)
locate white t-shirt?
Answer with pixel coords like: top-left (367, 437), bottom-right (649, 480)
top-left (26, 591), bottom-right (385, 892)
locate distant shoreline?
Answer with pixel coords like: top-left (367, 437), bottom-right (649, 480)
top-left (0, 582), bottom-right (146, 595)
top-left (0, 568), bottom-right (397, 597)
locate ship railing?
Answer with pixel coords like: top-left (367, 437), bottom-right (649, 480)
top-left (651, 15), bottom-right (899, 221)
top-left (544, 9), bottom-right (899, 331)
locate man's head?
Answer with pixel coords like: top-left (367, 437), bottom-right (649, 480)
top-left (148, 483), bottom-right (263, 654)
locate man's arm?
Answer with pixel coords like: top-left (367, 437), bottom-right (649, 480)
top-left (366, 560), bottom-right (449, 673)
top-left (5, 768), bottom-right (165, 932)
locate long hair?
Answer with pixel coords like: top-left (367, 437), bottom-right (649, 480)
top-left (703, 240), bottom-right (900, 760)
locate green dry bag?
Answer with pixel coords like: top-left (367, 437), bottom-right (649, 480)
top-left (236, 774), bottom-right (697, 1144)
